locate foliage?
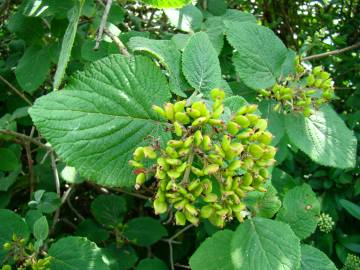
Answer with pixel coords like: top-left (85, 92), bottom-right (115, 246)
top-left (0, 0), bottom-right (359, 269)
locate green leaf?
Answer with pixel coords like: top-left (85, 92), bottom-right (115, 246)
top-left (15, 45), bottom-right (51, 93)
top-left (0, 170), bottom-right (20, 191)
top-left (0, 209), bottom-right (30, 260)
top-left (190, 230), bottom-right (235, 270)
top-left (300, 245), bottom-right (337, 270)
top-left (165, 5), bottom-right (203, 32)
top-left (206, 0), bottom-right (227, 15)
top-left (53, 0), bottom-right (85, 90)
top-left (285, 106), bottom-right (357, 169)
top-left (123, 217), bottom-right (167, 246)
top-left (33, 216), bottom-right (49, 241)
top-left (204, 17), bottom-right (225, 55)
top-left (271, 168), bottom-right (298, 198)
top-left (49, 236), bottom-right (109, 270)
top-left (182, 32), bottom-right (221, 95)
top-left (128, 37), bottom-right (188, 97)
top-left (0, 148), bottom-right (19, 172)
top-left (276, 184), bottom-right (320, 240)
top-left (140, 0), bottom-right (191, 8)
top-left (102, 244), bottom-right (138, 270)
top-left (29, 55), bottom-right (171, 187)
top-left (222, 9), bottom-right (257, 24)
top-left (226, 23), bottom-right (288, 89)
top-left (137, 258), bottom-right (168, 270)
top-left (223, 95), bottom-right (248, 112)
top-left (245, 185), bottom-right (282, 218)
top-left (29, 191), bottom-right (61, 214)
top-left (339, 199), bottom-right (360, 220)
top-left (75, 219), bottom-right (110, 243)
top-left (231, 217), bottom-right (301, 270)
top-left (91, 195), bottom-right (127, 226)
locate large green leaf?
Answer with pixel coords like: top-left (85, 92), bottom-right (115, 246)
top-left (15, 45), bottom-right (51, 93)
top-left (53, 0), bottom-right (85, 90)
top-left (190, 230), bottom-right (235, 270)
top-left (285, 106), bottom-right (357, 169)
top-left (204, 17), bottom-right (225, 55)
top-left (140, 0), bottom-right (191, 8)
top-left (164, 5), bottom-right (203, 32)
top-left (49, 236), bottom-right (109, 270)
top-left (123, 217), bottom-right (167, 246)
top-left (137, 258), bottom-right (168, 270)
top-left (182, 32), bottom-right (222, 95)
top-left (128, 37), bottom-right (188, 97)
top-left (29, 55), bottom-right (171, 187)
top-left (276, 184), bottom-right (320, 240)
top-left (231, 217), bottom-right (301, 270)
top-left (226, 23), bottom-right (287, 89)
top-left (300, 245), bottom-right (337, 270)
top-left (222, 10), bottom-right (257, 24)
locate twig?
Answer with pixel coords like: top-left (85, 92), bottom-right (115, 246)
top-left (51, 153), bottom-right (61, 196)
top-left (112, 187), bottom-right (151, 200)
top-left (103, 27), bottom-right (130, 56)
top-left (94, 0), bottom-right (113, 50)
top-left (66, 188), bottom-right (85, 221)
top-left (302, 42), bottom-right (360, 61)
top-left (50, 186), bottom-right (73, 235)
top-left (0, 129), bottom-right (50, 150)
top-left (0, 75), bottom-right (33, 105)
top-left (24, 142), bottom-right (35, 198)
top-left (164, 224), bottom-right (194, 270)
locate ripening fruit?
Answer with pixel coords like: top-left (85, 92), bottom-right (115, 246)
top-left (175, 112), bottom-right (190, 124)
top-left (174, 121), bottom-right (183, 137)
top-left (154, 199), bottom-right (168, 214)
top-left (135, 173), bottom-right (146, 190)
top-left (227, 121), bottom-right (240, 135)
top-left (175, 211), bottom-right (186, 226)
top-left (203, 193), bottom-right (218, 203)
top-left (200, 205), bottom-right (214, 218)
top-left (194, 130), bottom-right (203, 146)
top-left (248, 144), bottom-right (264, 159)
top-left (210, 88), bottom-right (225, 101)
top-left (164, 103), bottom-right (175, 121)
top-left (203, 164), bottom-right (219, 175)
top-left (133, 147), bottom-right (145, 161)
top-left (152, 105), bottom-right (165, 117)
top-left (143, 146), bottom-right (157, 159)
top-left (174, 100), bottom-right (186, 113)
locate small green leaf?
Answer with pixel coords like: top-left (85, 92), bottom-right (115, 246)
top-left (0, 148), bottom-right (19, 172)
top-left (137, 258), bottom-right (168, 270)
top-left (285, 106), bottom-right (357, 169)
top-left (339, 199), bottom-right (360, 220)
top-left (190, 230), bottom-right (235, 270)
top-left (165, 5), bottom-right (203, 32)
top-left (49, 236), bottom-right (109, 270)
top-left (91, 195), bottom-right (127, 226)
top-left (75, 219), bottom-right (110, 243)
top-left (226, 22), bottom-right (288, 89)
top-left (128, 37), bottom-right (188, 97)
top-left (29, 191), bottom-right (61, 214)
top-left (231, 217), bottom-right (301, 270)
top-left (182, 32), bottom-right (221, 95)
top-left (276, 184), bottom-right (320, 240)
top-left (30, 55), bottom-right (171, 187)
top-left (123, 217), bottom-right (167, 246)
top-left (0, 209), bottom-right (30, 260)
top-left (245, 185), bottom-right (282, 218)
top-left (33, 216), bottom-right (49, 241)
top-left (300, 245), bottom-right (337, 270)
top-left (53, 0), bottom-right (85, 90)
top-left (140, 0), bottom-right (191, 8)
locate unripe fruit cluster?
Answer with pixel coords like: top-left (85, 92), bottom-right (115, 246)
top-left (258, 58), bottom-right (335, 117)
top-left (343, 254), bottom-right (360, 270)
top-left (317, 213), bottom-right (335, 233)
top-left (130, 89), bottom-right (276, 227)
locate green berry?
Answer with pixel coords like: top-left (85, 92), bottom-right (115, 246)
top-left (135, 173), bottom-right (146, 190)
top-left (175, 211), bottom-right (186, 226)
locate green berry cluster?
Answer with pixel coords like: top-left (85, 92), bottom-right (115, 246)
top-left (342, 254), bottom-right (360, 270)
top-left (258, 58), bottom-right (335, 117)
top-left (317, 213), bottom-right (335, 233)
top-left (2, 234), bottom-right (52, 270)
top-left (129, 89), bottom-right (277, 227)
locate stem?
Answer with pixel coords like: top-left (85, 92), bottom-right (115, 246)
top-left (103, 27), bottom-right (130, 56)
top-left (0, 75), bottom-right (33, 105)
top-left (51, 153), bottom-right (61, 196)
top-left (302, 42), bottom-right (360, 61)
top-left (0, 130), bottom-right (50, 149)
top-left (94, 0), bottom-right (113, 50)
